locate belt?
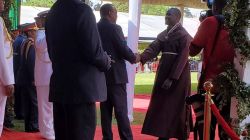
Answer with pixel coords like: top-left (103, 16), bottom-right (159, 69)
top-left (162, 52), bottom-right (178, 55)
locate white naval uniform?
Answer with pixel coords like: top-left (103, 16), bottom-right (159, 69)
top-left (0, 17), bottom-right (14, 137)
top-left (34, 29), bottom-right (55, 140)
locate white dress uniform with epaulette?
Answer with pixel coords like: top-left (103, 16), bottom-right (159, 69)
top-left (0, 17), bottom-right (14, 137)
top-left (34, 28), bottom-right (55, 140)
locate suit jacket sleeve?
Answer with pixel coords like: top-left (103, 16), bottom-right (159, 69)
top-left (112, 25), bottom-right (136, 63)
top-left (76, 6), bottom-right (110, 71)
top-left (0, 17), bottom-right (14, 86)
top-left (169, 34), bottom-right (192, 80)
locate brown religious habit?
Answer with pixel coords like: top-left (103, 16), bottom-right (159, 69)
top-left (141, 23), bottom-right (193, 139)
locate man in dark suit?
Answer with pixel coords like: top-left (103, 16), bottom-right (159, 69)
top-left (97, 4), bottom-right (139, 140)
top-left (16, 23), bottom-right (39, 132)
top-left (45, 0), bottom-right (111, 139)
top-left (12, 25), bottom-right (27, 120)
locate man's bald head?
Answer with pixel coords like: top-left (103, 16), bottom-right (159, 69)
top-left (168, 8), bottom-right (181, 20)
top-left (165, 8), bottom-right (182, 26)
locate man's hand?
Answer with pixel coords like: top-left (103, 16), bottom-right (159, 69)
top-left (161, 79), bottom-right (173, 90)
top-left (135, 53), bottom-right (141, 63)
top-left (108, 55), bottom-right (115, 63)
top-left (5, 85), bottom-right (14, 96)
top-left (103, 51), bottom-right (112, 70)
top-left (107, 55), bottom-right (112, 70)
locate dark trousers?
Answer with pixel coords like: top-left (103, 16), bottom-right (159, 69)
top-left (4, 95), bottom-right (15, 128)
top-left (14, 85), bottom-right (25, 119)
top-left (22, 85), bottom-right (39, 132)
top-left (53, 102), bottom-right (96, 140)
top-left (158, 138), bottom-right (167, 140)
top-left (100, 84), bottom-right (133, 140)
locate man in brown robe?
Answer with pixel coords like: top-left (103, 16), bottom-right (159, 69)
top-left (139, 8), bottom-right (193, 140)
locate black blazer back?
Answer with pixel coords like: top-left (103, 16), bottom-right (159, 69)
top-left (45, 0), bottom-right (110, 103)
top-left (97, 19), bottom-right (136, 85)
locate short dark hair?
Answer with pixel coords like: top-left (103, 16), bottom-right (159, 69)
top-left (100, 4), bottom-right (114, 18)
top-left (214, 0), bottom-right (227, 10)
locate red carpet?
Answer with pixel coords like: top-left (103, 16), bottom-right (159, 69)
top-left (134, 94), bottom-right (151, 99)
top-left (0, 126), bottom-right (198, 140)
top-left (0, 128), bottom-right (43, 140)
top-left (1, 126), bottom-right (216, 140)
top-left (0, 95), bottom-right (219, 140)
top-left (0, 126), bottom-right (156, 140)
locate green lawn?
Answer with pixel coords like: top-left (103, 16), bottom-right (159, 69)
top-left (12, 119), bottom-right (25, 132)
top-left (135, 72), bottom-right (198, 94)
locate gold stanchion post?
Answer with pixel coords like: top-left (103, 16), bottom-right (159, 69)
top-left (203, 81), bottom-right (213, 140)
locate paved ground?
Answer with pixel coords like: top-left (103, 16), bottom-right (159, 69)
top-left (20, 6), bottom-right (201, 38)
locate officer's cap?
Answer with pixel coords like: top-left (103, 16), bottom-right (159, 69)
top-left (22, 22), bottom-right (39, 32)
top-left (37, 10), bottom-right (49, 18)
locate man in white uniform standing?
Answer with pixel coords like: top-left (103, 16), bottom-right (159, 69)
top-left (0, 0), bottom-right (15, 137)
top-left (34, 10), bottom-right (55, 140)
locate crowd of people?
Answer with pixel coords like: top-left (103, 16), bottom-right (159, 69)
top-left (1, 6), bottom-right (55, 139)
top-left (0, 0), bottom-right (235, 140)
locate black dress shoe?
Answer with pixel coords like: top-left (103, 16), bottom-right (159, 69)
top-left (26, 128), bottom-right (40, 133)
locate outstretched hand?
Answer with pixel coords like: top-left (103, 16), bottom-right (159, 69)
top-left (135, 53), bottom-right (141, 63)
top-left (161, 79), bottom-right (173, 90)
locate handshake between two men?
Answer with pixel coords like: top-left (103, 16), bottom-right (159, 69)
top-left (105, 51), bottom-right (173, 91)
top-left (133, 53), bottom-right (173, 90)
top-left (134, 53), bottom-right (141, 64)
top-left (106, 52), bottom-right (140, 65)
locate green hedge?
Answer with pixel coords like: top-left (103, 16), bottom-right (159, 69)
top-left (112, 1), bottom-right (169, 16)
top-left (21, 0), bottom-right (169, 16)
top-left (138, 42), bottom-right (149, 53)
top-left (22, 0), bottom-right (54, 7)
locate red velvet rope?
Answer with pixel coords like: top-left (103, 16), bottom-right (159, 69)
top-left (210, 104), bottom-right (240, 140)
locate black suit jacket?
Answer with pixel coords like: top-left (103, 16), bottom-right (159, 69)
top-left (97, 18), bottom-right (136, 85)
top-left (16, 38), bottom-right (35, 86)
top-left (45, 0), bottom-right (110, 104)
